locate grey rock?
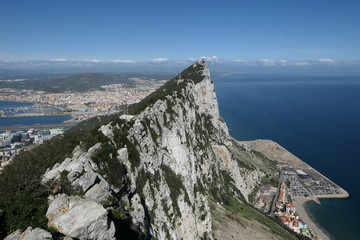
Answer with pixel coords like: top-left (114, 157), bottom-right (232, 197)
top-left (119, 114), bottom-right (135, 121)
top-left (3, 230), bottom-right (22, 240)
top-left (46, 194), bottom-right (115, 240)
top-left (84, 177), bottom-right (112, 203)
top-left (4, 227), bottom-right (52, 240)
top-left (71, 172), bottom-right (98, 192)
top-left (129, 194), bottom-right (145, 230)
top-left (42, 143), bottom-right (101, 184)
top-left (117, 147), bottom-right (128, 163)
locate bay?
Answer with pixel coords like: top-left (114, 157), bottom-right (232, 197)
top-left (0, 101), bottom-right (72, 127)
top-left (213, 74), bottom-right (360, 240)
top-left (0, 100), bottom-right (33, 109)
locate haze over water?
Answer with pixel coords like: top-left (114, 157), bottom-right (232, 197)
top-left (214, 74), bottom-right (360, 240)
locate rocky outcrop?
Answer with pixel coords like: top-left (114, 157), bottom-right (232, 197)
top-left (46, 194), bottom-right (115, 240)
top-left (42, 143), bottom-right (113, 203)
top-left (3, 61), bottom-right (288, 240)
top-left (42, 143), bottom-right (117, 239)
top-left (91, 61), bottom-right (268, 239)
top-left (4, 227), bottom-right (52, 240)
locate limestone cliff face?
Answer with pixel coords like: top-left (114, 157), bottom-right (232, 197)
top-left (5, 62), bottom-right (284, 240)
top-left (103, 62), bottom-right (266, 239)
top-left (125, 62), bottom-right (225, 239)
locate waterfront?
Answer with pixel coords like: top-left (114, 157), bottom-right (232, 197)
top-left (0, 101), bottom-right (73, 130)
top-left (214, 74), bottom-right (360, 240)
top-left (1, 76), bottom-right (359, 238)
top-left (0, 101), bottom-right (33, 109)
top-left (0, 115), bottom-right (72, 129)
top-left (0, 100), bottom-right (64, 117)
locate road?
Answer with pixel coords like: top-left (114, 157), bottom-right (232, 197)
top-left (269, 173), bottom-right (284, 217)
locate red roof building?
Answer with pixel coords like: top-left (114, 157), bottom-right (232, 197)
top-left (278, 181), bottom-right (287, 203)
top-left (279, 216), bottom-right (293, 228)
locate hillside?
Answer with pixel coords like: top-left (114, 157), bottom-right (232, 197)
top-left (239, 140), bottom-right (309, 169)
top-left (0, 62), bottom-right (299, 239)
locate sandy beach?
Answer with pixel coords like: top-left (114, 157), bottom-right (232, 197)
top-left (239, 140), bottom-right (349, 201)
top-left (293, 197), bottom-right (331, 240)
top-left (239, 139), bottom-right (350, 240)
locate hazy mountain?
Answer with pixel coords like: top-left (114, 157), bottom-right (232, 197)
top-left (0, 72), bottom-right (172, 93)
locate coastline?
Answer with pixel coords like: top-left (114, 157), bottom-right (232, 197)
top-left (292, 197), bottom-right (331, 240)
top-left (238, 139), bottom-right (350, 240)
top-left (292, 190), bottom-right (349, 240)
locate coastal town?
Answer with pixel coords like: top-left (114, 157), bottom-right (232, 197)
top-left (1, 77), bottom-right (168, 172)
top-left (0, 128), bottom-right (66, 172)
top-left (0, 76), bottom-right (166, 170)
top-left (0, 75), bottom-right (350, 239)
top-left (252, 163), bottom-right (348, 239)
top-left (0, 77), bottom-right (167, 120)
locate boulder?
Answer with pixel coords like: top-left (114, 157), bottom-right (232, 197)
top-left (71, 171), bottom-right (98, 192)
top-left (84, 175), bottom-right (112, 203)
top-left (46, 194), bottom-right (115, 240)
top-left (117, 147), bottom-right (128, 163)
top-left (4, 227), bottom-right (52, 240)
top-left (4, 230), bottom-right (22, 240)
top-left (42, 143), bottom-right (101, 184)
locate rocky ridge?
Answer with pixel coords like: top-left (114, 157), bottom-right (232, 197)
top-left (2, 61), bottom-right (295, 239)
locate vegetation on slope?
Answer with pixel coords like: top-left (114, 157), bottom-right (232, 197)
top-left (208, 171), bottom-right (307, 240)
top-left (129, 62), bottom-right (207, 115)
top-left (0, 65), bottom-right (180, 237)
top-left (0, 62), bottom-right (304, 239)
top-left (0, 133), bottom-right (78, 236)
top-left (0, 124), bottom-right (119, 237)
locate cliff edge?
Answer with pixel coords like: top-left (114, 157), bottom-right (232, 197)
top-left (0, 62), bottom-right (298, 239)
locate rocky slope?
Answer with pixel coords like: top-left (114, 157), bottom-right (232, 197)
top-left (1, 61), bottom-right (297, 239)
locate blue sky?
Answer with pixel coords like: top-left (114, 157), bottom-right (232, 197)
top-left (1, 0), bottom-right (360, 72)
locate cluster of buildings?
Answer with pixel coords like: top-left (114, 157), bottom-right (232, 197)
top-left (0, 103), bottom-right (62, 117)
top-left (39, 88), bottom-right (152, 111)
top-left (0, 128), bottom-right (64, 172)
top-left (274, 182), bottom-right (318, 239)
top-left (252, 164), bottom-right (338, 239)
top-left (0, 76), bottom-right (169, 171)
top-left (0, 88), bottom-right (152, 115)
top-left (252, 185), bottom-right (277, 214)
top-left (0, 78), bottom-right (167, 117)
top-left (1, 76), bottom-right (169, 125)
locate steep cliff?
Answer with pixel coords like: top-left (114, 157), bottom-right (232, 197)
top-left (0, 62), bottom-right (296, 239)
top-left (115, 61), bottom-right (267, 238)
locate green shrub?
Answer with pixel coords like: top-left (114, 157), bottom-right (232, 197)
top-left (111, 208), bottom-right (126, 220)
top-left (128, 63), bottom-right (206, 115)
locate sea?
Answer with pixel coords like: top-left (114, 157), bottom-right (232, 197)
top-left (1, 76), bottom-right (359, 239)
top-left (213, 74), bottom-right (360, 240)
top-left (0, 101), bottom-right (72, 129)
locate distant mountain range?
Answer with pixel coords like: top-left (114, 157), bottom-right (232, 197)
top-left (0, 72), bottom-right (172, 93)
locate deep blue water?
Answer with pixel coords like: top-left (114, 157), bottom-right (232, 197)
top-left (0, 101), bottom-right (72, 127)
top-left (214, 75), bottom-right (360, 240)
